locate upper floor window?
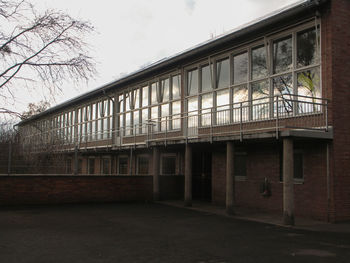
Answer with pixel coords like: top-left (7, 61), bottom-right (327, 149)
top-left (187, 68), bottom-right (198, 96)
top-left (216, 58), bottom-right (230, 89)
top-left (251, 45), bottom-right (267, 79)
top-left (297, 27), bottom-right (319, 68)
top-left (273, 35), bottom-right (292, 74)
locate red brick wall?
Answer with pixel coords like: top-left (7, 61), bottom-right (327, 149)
top-left (322, 0), bottom-right (350, 222)
top-left (211, 141), bottom-right (328, 221)
top-left (0, 175), bottom-right (153, 205)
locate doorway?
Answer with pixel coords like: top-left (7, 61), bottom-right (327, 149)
top-left (192, 152), bottom-right (212, 201)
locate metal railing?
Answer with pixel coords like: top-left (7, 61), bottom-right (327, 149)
top-left (114, 94), bottom-right (329, 147)
top-left (21, 95), bottom-right (329, 150)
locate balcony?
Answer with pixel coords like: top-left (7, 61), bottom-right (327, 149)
top-left (115, 94), bottom-right (331, 148)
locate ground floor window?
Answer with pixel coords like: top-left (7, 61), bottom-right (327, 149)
top-left (137, 155), bottom-right (149, 175)
top-left (88, 158), bottom-right (95, 175)
top-left (118, 156), bottom-right (128, 175)
top-left (101, 158), bottom-right (110, 175)
top-left (161, 155), bottom-right (176, 175)
top-left (78, 159), bottom-right (83, 174)
top-left (279, 149), bottom-right (304, 180)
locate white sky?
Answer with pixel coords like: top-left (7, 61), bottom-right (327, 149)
top-left (6, 0), bottom-right (300, 115)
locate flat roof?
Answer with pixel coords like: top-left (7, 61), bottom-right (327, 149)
top-left (18, 0), bottom-right (325, 126)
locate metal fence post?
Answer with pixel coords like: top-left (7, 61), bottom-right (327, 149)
top-left (240, 102), bottom-right (243, 142)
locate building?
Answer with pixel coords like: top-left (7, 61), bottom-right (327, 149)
top-left (15, 0), bottom-right (350, 223)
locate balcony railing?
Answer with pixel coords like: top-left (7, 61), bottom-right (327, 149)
top-left (115, 94), bottom-right (329, 147)
top-left (21, 95), bottom-right (329, 151)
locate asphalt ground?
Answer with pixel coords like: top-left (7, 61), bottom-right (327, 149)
top-left (0, 203), bottom-right (349, 263)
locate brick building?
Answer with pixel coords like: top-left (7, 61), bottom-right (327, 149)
top-left (14, 0), bottom-right (350, 223)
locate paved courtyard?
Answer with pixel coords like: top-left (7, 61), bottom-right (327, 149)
top-left (0, 203), bottom-right (350, 263)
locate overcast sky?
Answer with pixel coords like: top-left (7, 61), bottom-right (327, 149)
top-left (6, 0), bottom-right (300, 115)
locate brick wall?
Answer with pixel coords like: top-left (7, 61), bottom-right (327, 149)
top-left (0, 175), bottom-right (153, 205)
top-left (322, 0), bottom-right (350, 222)
top-left (211, 141), bottom-right (329, 221)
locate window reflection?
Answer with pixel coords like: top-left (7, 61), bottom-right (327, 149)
top-left (216, 89), bottom-right (229, 124)
top-left (273, 36), bottom-right (292, 74)
top-left (251, 81), bottom-right (269, 120)
top-left (201, 93), bottom-right (213, 126)
top-left (297, 68), bottom-right (321, 113)
top-left (172, 75), bottom-right (181, 99)
top-left (252, 45), bottom-right (267, 79)
top-left (297, 27), bottom-right (319, 68)
top-left (273, 74), bottom-right (293, 116)
top-left (216, 58), bottom-right (230, 89)
top-left (187, 69), bottom-right (198, 96)
top-left (233, 52), bottom-right (248, 84)
top-left (201, 65), bottom-right (212, 93)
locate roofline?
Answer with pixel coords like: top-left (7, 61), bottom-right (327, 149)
top-left (18, 0), bottom-right (326, 126)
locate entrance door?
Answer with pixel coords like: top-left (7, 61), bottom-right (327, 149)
top-left (192, 152), bottom-right (212, 201)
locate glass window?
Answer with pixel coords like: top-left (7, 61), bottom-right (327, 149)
top-left (252, 80), bottom-right (269, 120)
top-left (297, 27), bottom-right (319, 68)
top-left (134, 110), bottom-right (139, 134)
top-left (297, 68), bottom-right (321, 113)
top-left (134, 88), bottom-right (140, 109)
top-left (172, 75), bottom-right (181, 99)
top-left (187, 69), bottom-right (198, 96)
top-left (201, 93), bottom-right (213, 126)
top-left (233, 52), bottom-right (248, 84)
top-left (216, 58), bottom-right (230, 89)
top-left (125, 92), bottom-right (130, 111)
top-left (151, 106), bottom-right (159, 131)
top-left (160, 78), bottom-right (170, 102)
top-left (172, 101), bottom-right (181, 129)
top-left (161, 156), bottom-right (176, 175)
top-left (151, 82), bottom-right (158, 104)
top-left (201, 65), bottom-right (212, 93)
top-left (251, 45), bottom-right (267, 79)
top-left (118, 95), bottom-right (124, 113)
top-left (125, 112), bottom-right (131, 135)
top-left (216, 89), bottom-right (230, 124)
top-left (88, 158), bottom-right (95, 175)
top-left (138, 156), bottom-right (149, 175)
top-left (273, 74), bottom-right (293, 116)
top-left (78, 159), bottom-right (83, 174)
top-left (101, 158), bottom-right (110, 175)
top-left (118, 157), bottom-right (128, 175)
top-left (141, 108), bottom-right (148, 133)
top-left (234, 153), bottom-right (247, 177)
top-left (141, 86), bottom-right (149, 107)
top-left (161, 104), bottom-right (169, 131)
top-left (273, 36), bottom-right (292, 74)
top-left (187, 97), bottom-right (198, 128)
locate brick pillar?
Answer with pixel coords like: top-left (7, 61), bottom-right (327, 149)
top-left (153, 147), bottom-right (160, 201)
top-left (226, 141), bottom-right (235, 215)
top-left (283, 138), bottom-right (294, 225)
top-left (184, 144), bottom-right (192, 207)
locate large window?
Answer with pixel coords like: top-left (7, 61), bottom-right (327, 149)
top-left (118, 156), bottom-right (128, 175)
top-left (88, 158), bottom-right (95, 175)
top-left (137, 156), bottom-right (149, 175)
top-left (101, 157), bottom-right (110, 175)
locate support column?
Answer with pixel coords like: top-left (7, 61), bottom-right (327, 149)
top-left (153, 147), bottom-right (160, 201)
top-left (283, 138), bottom-right (294, 225)
top-left (184, 144), bottom-right (192, 207)
top-left (226, 141), bottom-right (235, 215)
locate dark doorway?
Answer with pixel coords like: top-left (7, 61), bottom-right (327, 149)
top-left (192, 152), bottom-right (212, 201)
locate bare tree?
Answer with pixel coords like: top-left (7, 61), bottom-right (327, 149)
top-left (0, 0), bottom-right (96, 115)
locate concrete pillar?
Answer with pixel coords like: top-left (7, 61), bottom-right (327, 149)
top-left (153, 147), bottom-right (160, 201)
top-left (184, 144), bottom-right (192, 207)
top-left (226, 141), bottom-right (235, 215)
top-left (283, 138), bottom-right (294, 225)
